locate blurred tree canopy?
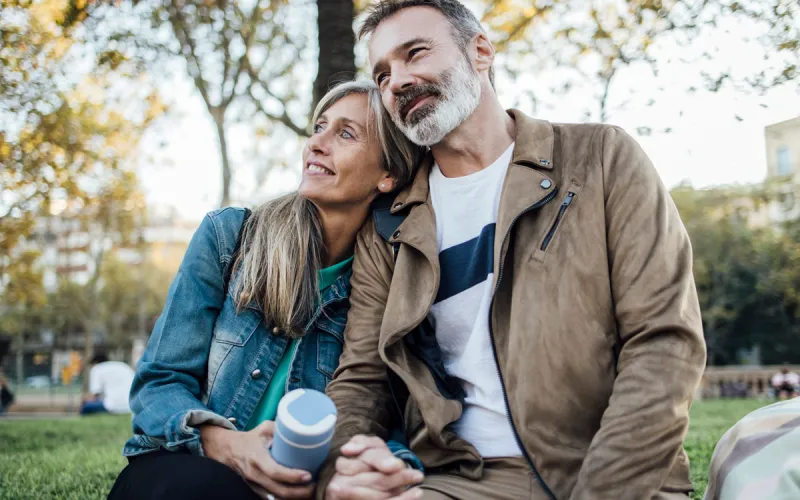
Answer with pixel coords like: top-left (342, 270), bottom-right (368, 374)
top-left (481, 0), bottom-right (798, 122)
top-left (63, 0), bottom-right (346, 207)
top-left (1, 2), bottom-right (160, 256)
top-left (672, 182), bottom-right (800, 365)
top-left (61, 0), bottom-right (799, 205)
top-left (1, 0), bottom-right (161, 347)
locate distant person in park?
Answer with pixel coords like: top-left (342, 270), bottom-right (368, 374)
top-left (0, 335), bottom-right (14, 415)
top-left (80, 352), bottom-right (135, 415)
top-left (109, 81), bottom-right (426, 500)
top-left (771, 365), bottom-right (799, 400)
top-left (320, 2), bottom-right (707, 499)
top-left (705, 397), bottom-right (800, 500)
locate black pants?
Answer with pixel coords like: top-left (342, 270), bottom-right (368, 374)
top-left (108, 450), bottom-right (261, 500)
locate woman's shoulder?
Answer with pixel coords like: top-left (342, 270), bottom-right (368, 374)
top-left (188, 207), bottom-right (249, 262)
top-left (206, 206), bottom-right (249, 239)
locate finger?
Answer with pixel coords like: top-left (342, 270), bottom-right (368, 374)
top-left (326, 483), bottom-right (390, 500)
top-left (335, 470), bottom-right (423, 494)
top-left (389, 486), bottom-right (424, 500)
top-left (336, 456), bottom-right (373, 476)
top-left (262, 479), bottom-right (315, 500)
top-left (355, 448), bottom-right (407, 475)
top-left (246, 480), bottom-right (273, 500)
top-left (261, 453), bottom-right (313, 484)
top-left (341, 435), bottom-right (387, 456)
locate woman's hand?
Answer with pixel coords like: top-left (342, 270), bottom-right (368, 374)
top-left (326, 435), bottom-right (424, 500)
top-left (200, 421), bottom-right (315, 499)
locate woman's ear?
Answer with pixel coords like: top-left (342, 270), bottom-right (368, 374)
top-left (377, 174), bottom-right (397, 193)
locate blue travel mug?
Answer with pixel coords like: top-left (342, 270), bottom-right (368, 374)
top-left (271, 388), bottom-right (337, 477)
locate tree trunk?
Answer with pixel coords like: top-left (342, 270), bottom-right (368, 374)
top-left (213, 107), bottom-right (233, 208)
top-left (313, 0), bottom-right (357, 113)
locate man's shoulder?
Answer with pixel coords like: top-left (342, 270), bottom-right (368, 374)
top-left (550, 122), bottom-right (632, 144)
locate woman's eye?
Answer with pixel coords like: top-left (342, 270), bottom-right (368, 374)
top-left (313, 123), bottom-right (324, 134)
top-left (341, 129), bottom-right (354, 139)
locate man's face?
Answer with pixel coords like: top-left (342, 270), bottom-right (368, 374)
top-left (368, 7), bottom-right (482, 146)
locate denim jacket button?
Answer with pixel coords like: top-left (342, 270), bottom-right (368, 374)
top-left (272, 326), bottom-right (280, 335)
top-left (251, 369), bottom-right (262, 379)
top-left (227, 417), bottom-right (237, 424)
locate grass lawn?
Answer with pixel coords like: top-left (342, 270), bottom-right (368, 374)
top-left (0, 399), bottom-right (774, 499)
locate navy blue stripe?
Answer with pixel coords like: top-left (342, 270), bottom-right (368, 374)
top-left (435, 223), bottom-right (495, 304)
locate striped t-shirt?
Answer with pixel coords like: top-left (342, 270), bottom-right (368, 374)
top-left (428, 142), bottom-right (522, 458)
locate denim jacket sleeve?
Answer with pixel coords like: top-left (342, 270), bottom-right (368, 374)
top-left (386, 431), bottom-right (424, 472)
top-left (129, 211), bottom-right (239, 456)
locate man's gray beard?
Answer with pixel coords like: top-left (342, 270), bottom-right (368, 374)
top-left (395, 58), bottom-right (482, 147)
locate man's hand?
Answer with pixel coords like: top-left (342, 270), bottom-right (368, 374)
top-left (200, 421), bottom-right (314, 499)
top-left (326, 435), bottom-right (424, 500)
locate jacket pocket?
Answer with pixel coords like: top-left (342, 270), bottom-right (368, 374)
top-left (532, 183), bottom-right (581, 262)
top-left (211, 299), bottom-right (262, 346)
top-left (316, 332), bottom-right (344, 381)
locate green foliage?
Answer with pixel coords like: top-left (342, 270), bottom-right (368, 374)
top-left (672, 182), bottom-right (800, 365)
top-left (96, 254), bottom-right (172, 344)
top-left (0, 1), bottom-right (161, 255)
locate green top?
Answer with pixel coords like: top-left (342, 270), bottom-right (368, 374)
top-left (244, 256), bottom-right (354, 430)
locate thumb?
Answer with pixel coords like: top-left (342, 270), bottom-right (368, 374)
top-left (254, 420), bottom-right (276, 438)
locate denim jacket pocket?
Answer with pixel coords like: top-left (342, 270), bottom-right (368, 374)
top-left (212, 299), bottom-right (262, 346)
top-left (316, 332), bottom-right (344, 381)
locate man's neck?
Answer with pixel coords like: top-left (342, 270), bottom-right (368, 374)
top-left (430, 92), bottom-right (515, 178)
top-left (317, 202), bottom-right (370, 268)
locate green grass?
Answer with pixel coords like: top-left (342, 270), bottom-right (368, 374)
top-left (0, 399), bottom-right (775, 499)
top-left (0, 415), bottom-right (131, 500)
top-left (685, 398), bottom-right (771, 499)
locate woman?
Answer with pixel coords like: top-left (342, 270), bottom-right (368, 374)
top-left (109, 81), bottom-right (425, 500)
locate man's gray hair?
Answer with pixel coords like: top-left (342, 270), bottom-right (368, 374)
top-left (358, 0), bottom-right (495, 87)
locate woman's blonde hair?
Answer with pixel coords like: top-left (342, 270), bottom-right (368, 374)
top-left (231, 80), bottom-right (424, 336)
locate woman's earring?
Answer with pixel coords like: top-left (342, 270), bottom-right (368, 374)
top-left (380, 183), bottom-right (386, 190)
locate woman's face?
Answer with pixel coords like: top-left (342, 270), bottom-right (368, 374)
top-left (299, 93), bottom-right (395, 208)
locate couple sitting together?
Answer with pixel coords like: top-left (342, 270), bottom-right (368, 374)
top-left (109, 1), bottom-right (707, 499)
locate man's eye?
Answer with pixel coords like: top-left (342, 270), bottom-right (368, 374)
top-left (409, 47), bottom-right (424, 58)
top-left (377, 73), bottom-right (388, 85)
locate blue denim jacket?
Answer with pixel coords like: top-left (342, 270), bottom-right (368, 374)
top-left (123, 207), bottom-right (421, 469)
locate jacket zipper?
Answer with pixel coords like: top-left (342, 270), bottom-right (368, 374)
top-left (488, 188), bottom-right (557, 500)
top-left (541, 191), bottom-right (576, 251)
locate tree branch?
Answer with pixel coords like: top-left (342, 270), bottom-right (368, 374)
top-left (167, 2), bottom-right (213, 109)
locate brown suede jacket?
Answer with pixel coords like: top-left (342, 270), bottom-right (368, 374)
top-left (319, 110), bottom-right (706, 500)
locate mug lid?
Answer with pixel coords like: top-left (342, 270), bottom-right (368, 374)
top-left (277, 388), bottom-right (337, 436)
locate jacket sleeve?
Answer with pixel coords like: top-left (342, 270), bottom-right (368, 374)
top-left (128, 213), bottom-right (236, 456)
top-left (316, 221), bottom-right (398, 497)
top-left (570, 126), bottom-right (706, 499)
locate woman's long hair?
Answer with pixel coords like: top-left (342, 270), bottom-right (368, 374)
top-left (231, 80), bottom-right (424, 336)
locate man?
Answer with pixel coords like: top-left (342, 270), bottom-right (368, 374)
top-left (322, 1), bottom-right (706, 499)
top-left (771, 365), bottom-right (799, 400)
top-left (80, 352), bottom-right (135, 415)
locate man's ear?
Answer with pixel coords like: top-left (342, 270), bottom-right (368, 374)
top-left (473, 32), bottom-right (495, 75)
